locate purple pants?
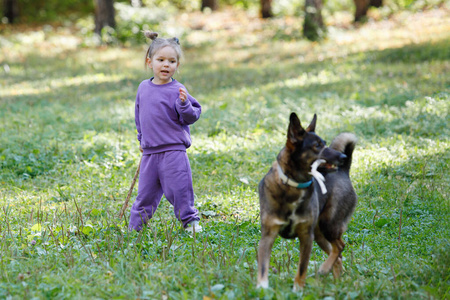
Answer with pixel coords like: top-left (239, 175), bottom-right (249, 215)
top-left (128, 151), bottom-right (199, 231)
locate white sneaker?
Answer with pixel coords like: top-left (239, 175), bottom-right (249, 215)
top-left (185, 221), bottom-right (203, 233)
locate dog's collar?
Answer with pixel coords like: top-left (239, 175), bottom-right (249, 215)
top-left (276, 162), bottom-right (312, 189)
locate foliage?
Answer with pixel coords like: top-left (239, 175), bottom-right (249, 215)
top-left (0, 8), bottom-right (449, 299)
top-left (143, 0), bottom-right (201, 11)
top-left (0, 0), bottom-right (94, 24)
top-left (111, 2), bottom-right (170, 45)
top-left (75, 2), bottom-right (181, 46)
top-left (1, 0), bottom-right (446, 26)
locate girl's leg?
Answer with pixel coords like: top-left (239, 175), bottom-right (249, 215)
top-left (160, 151), bottom-right (199, 228)
top-left (129, 154), bottom-right (163, 231)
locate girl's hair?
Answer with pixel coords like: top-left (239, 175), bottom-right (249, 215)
top-left (144, 31), bottom-right (182, 66)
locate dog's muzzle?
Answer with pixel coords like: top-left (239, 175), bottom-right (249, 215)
top-left (318, 147), bottom-right (347, 172)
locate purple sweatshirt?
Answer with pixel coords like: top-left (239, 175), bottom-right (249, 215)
top-left (135, 78), bottom-right (201, 155)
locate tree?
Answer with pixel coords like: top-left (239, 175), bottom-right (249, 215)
top-left (260, 0), bottom-right (273, 18)
top-left (94, 0), bottom-right (116, 36)
top-left (201, 0), bottom-right (218, 11)
top-left (353, 0), bottom-right (383, 22)
top-left (303, 0), bottom-right (325, 41)
top-left (3, 0), bottom-right (19, 23)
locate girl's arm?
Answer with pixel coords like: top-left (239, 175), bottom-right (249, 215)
top-left (135, 93), bottom-right (142, 143)
top-left (176, 88), bottom-right (201, 125)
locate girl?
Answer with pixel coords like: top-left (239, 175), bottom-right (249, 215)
top-left (129, 31), bottom-right (202, 233)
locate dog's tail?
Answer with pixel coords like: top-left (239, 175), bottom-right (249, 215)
top-left (330, 133), bottom-right (357, 173)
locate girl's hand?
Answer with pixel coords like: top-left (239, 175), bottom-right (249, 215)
top-left (139, 146), bottom-right (143, 153)
top-left (179, 88), bottom-right (187, 103)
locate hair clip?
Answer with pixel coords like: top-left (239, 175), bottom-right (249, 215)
top-left (174, 37), bottom-right (180, 45)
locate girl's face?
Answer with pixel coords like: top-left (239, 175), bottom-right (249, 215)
top-left (147, 46), bottom-right (179, 85)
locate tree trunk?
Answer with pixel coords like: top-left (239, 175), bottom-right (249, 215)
top-left (303, 0), bottom-right (324, 41)
top-left (260, 0), bottom-right (273, 18)
top-left (94, 0), bottom-right (116, 36)
top-left (3, 0), bottom-right (19, 23)
top-left (354, 0), bottom-right (383, 22)
top-left (370, 0), bottom-right (383, 7)
top-left (201, 0), bottom-right (218, 11)
top-left (353, 0), bottom-right (369, 22)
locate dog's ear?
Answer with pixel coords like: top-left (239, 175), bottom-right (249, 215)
top-left (306, 114), bottom-right (317, 132)
top-left (287, 113), bottom-right (306, 149)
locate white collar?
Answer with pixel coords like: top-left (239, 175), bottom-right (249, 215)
top-left (276, 162), bottom-right (312, 189)
top-left (276, 160), bottom-right (328, 194)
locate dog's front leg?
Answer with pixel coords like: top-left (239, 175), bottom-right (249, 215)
top-left (293, 227), bottom-right (314, 292)
top-left (257, 223), bottom-right (280, 289)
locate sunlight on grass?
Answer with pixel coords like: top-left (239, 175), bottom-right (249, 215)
top-left (1, 73), bottom-right (127, 97)
top-left (281, 70), bottom-right (344, 88)
top-left (355, 138), bottom-right (448, 174)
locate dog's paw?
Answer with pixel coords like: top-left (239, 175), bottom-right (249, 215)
top-left (256, 280), bottom-right (269, 289)
top-left (292, 282), bottom-right (304, 293)
top-left (318, 264), bottom-right (332, 275)
top-left (293, 277), bottom-right (306, 292)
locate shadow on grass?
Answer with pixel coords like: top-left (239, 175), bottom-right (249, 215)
top-left (369, 39), bottom-right (450, 63)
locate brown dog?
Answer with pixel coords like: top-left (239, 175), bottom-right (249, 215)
top-left (257, 113), bottom-right (357, 291)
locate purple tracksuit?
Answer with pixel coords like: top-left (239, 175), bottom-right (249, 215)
top-left (129, 78), bottom-right (201, 231)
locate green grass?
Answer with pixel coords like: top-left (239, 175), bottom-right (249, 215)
top-left (1, 8), bottom-right (449, 299)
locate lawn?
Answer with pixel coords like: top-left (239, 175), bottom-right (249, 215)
top-left (0, 8), bottom-right (449, 299)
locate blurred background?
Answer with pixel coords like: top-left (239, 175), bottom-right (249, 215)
top-left (1, 0), bottom-right (448, 45)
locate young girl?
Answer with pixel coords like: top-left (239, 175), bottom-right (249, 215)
top-left (129, 31), bottom-right (202, 233)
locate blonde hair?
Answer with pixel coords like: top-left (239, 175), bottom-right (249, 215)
top-left (144, 31), bottom-right (182, 67)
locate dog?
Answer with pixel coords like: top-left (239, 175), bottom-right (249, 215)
top-left (257, 112), bottom-right (357, 291)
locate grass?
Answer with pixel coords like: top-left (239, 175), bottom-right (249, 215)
top-left (1, 7), bottom-right (449, 299)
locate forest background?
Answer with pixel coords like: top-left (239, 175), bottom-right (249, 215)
top-left (0, 0), bottom-right (449, 299)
